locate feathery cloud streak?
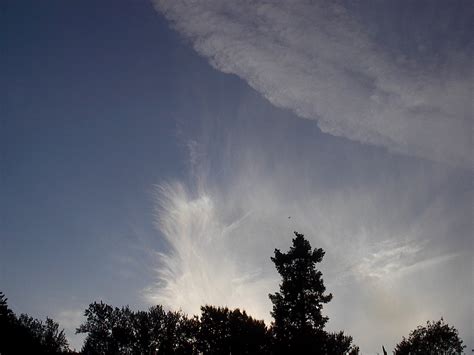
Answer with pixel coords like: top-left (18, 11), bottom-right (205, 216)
top-left (145, 133), bottom-right (472, 350)
top-left (146, 183), bottom-right (274, 319)
top-left (153, 0), bottom-right (472, 167)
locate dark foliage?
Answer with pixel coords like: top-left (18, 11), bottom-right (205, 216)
top-left (269, 232), bottom-right (358, 354)
top-left (77, 302), bottom-right (197, 354)
top-left (324, 331), bottom-right (360, 355)
top-left (196, 305), bottom-right (270, 354)
top-left (0, 292), bottom-right (70, 354)
top-left (394, 318), bottom-right (465, 355)
top-left (77, 302), bottom-right (271, 354)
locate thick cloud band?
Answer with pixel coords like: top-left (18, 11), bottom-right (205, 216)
top-left (154, 0), bottom-right (472, 167)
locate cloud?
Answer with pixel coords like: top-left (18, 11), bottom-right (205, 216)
top-left (55, 309), bottom-right (86, 352)
top-left (153, 0), bottom-right (472, 167)
top-left (145, 182), bottom-right (275, 319)
top-left (146, 2), bottom-right (472, 350)
top-left (352, 239), bottom-right (459, 281)
top-left (142, 80), bottom-right (471, 350)
top-left (145, 154), bottom-right (471, 351)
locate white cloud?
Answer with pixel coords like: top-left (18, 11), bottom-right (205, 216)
top-left (55, 309), bottom-right (86, 352)
top-left (153, 0), bottom-right (472, 167)
top-left (145, 161), bottom-right (471, 351)
top-left (145, 183), bottom-right (275, 319)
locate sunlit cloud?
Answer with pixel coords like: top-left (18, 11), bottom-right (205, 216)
top-left (145, 146), bottom-right (471, 351)
top-left (153, 0), bottom-right (472, 167)
top-left (145, 183), bottom-right (274, 320)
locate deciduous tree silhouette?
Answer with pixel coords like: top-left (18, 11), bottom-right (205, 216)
top-left (196, 305), bottom-right (270, 354)
top-left (0, 292), bottom-right (69, 354)
top-left (126, 305), bottom-right (197, 354)
top-left (394, 318), bottom-right (465, 355)
top-left (149, 306), bottom-right (197, 354)
top-left (77, 302), bottom-right (197, 354)
top-left (269, 232), bottom-right (357, 354)
top-left (324, 331), bottom-right (359, 355)
top-left (76, 302), bottom-right (119, 354)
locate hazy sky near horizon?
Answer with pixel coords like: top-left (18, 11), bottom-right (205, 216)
top-left (2, 0), bottom-right (473, 352)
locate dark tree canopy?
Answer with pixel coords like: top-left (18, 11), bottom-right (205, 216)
top-left (76, 302), bottom-right (271, 354)
top-left (76, 302), bottom-right (134, 354)
top-left (196, 305), bottom-right (270, 354)
top-left (394, 318), bottom-right (465, 355)
top-left (77, 302), bottom-right (197, 354)
top-left (269, 232), bottom-right (357, 354)
top-left (0, 292), bottom-right (70, 354)
top-left (323, 331), bottom-right (359, 354)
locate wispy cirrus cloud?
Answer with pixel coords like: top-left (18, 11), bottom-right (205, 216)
top-left (145, 182), bottom-right (275, 319)
top-left (153, 0), bottom-right (472, 167)
top-left (145, 138), bottom-right (471, 350)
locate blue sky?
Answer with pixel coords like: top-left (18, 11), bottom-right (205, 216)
top-left (2, 0), bottom-right (472, 352)
top-left (2, 0), bottom-right (192, 346)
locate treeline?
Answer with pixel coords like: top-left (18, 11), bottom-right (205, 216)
top-left (0, 232), bottom-right (466, 354)
top-left (76, 303), bottom-right (270, 354)
top-left (74, 303), bottom-right (359, 354)
top-left (0, 292), bottom-right (69, 354)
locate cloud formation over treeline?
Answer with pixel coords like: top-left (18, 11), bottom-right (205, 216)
top-left (148, 1), bottom-right (473, 351)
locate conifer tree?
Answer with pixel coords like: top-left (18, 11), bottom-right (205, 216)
top-left (269, 232), bottom-right (333, 352)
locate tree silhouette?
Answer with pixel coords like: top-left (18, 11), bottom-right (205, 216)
top-left (394, 318), bottom-right (465, 354)
top-left (76, 302), bottom-right (118, 354)
top-left (0, 292), bottom-right (19, 354)
top-left (196, 305), bottom-right (270, 354)
top-left (77, 302), bottom-right (197, 354)
top-left (324, 331), bottom-right (359, 355)
top-left (269, 232), bottom-right (357, 354)
top-left (148, 306), bottom-right (197, 354)
top-left (269, 232), bottom-right (332, 350)
top-left (0, 292), bottom-right (69, 354)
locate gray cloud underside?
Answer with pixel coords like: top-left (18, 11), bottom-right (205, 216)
top-left (154, 0), bottom-right (472, 167)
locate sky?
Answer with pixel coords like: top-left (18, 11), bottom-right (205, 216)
top-left (1, 0), bottom-right (473, 353)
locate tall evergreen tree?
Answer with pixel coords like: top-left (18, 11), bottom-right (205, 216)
top-left (269, 232), bottom-right (356, 354)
